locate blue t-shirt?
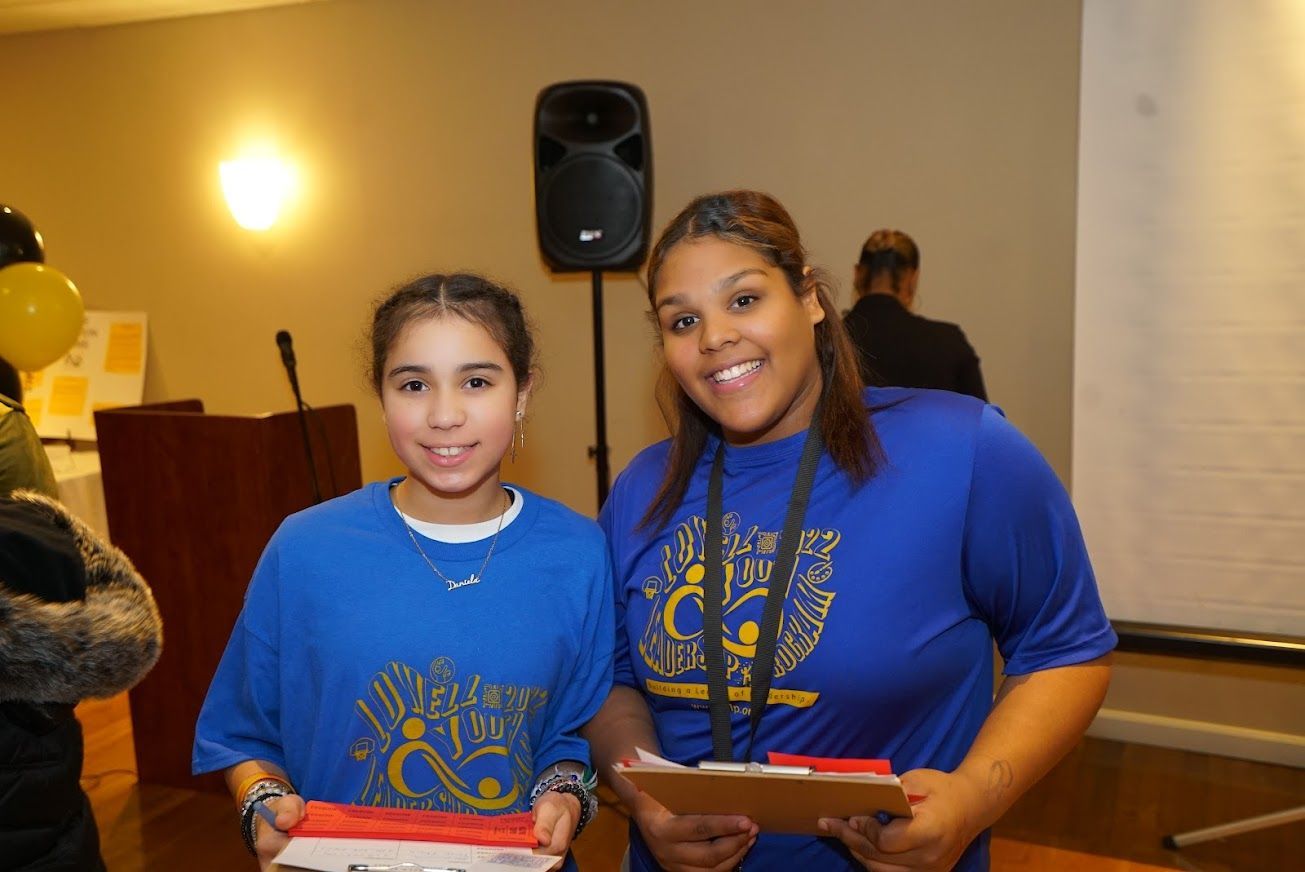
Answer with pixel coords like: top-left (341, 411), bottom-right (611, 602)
top-left (194, 480), bottom-right (614, 826)
top-left (599, 388), bottom-right (1116, 871)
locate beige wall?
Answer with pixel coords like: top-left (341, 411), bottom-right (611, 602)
top-left (0, 0), bottom-right (1082, 507)
top-left (2, 1), bottom-right (1297, 757)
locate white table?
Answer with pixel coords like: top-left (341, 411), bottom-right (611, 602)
top-left (44, 445), bottom-right (110, 540)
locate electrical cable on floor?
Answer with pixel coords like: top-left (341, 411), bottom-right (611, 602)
top-left (81, 768), bottom-right (137, 790)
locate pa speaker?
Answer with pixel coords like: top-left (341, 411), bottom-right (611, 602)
top-left (534, 81), bottom-right (652, 272)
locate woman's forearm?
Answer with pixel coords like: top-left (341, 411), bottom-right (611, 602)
top-left (951, 654), bottom-right (1112, 836)
top-left (581, 684), bottom-right (661, 807)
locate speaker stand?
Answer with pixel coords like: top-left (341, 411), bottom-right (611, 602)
top-left (587, 270), bottom-right (612, 508)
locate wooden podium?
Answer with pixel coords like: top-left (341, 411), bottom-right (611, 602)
top-left (94, 400), bottom-right (363, 791)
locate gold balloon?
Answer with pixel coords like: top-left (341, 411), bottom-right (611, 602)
top-left (0, 263), bottom-right (85, 372)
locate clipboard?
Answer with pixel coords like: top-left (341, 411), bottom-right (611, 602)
top-left (620, 763), bottom-right (914, 836)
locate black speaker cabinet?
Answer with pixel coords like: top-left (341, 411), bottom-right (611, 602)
top-left (534, 81), bottom-right (652, 272)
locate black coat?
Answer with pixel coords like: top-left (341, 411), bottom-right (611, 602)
top-left (0, 492), bottom-right (162, 871)
top-left (843, 294), bottom-right (988, 401)
top-left (0, 702), bottom-right (105, 871)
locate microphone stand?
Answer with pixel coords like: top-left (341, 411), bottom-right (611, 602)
top-left (282, 352), bottom-right (322, 505)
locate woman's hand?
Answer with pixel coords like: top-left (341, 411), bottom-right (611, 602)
top-left (532, 790), bottom-right (581, 856)
top-left (630, 788), bottom-right (757, 872)
top-left (817, 768), bottom-right (981, 871)
top-left (254, 793), bottom-right (307, 871)
top-left (581, 687), bottom-right (756, 870)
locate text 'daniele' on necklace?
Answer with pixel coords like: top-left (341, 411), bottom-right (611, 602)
top-left (397, 488), bottom-right (510, 591)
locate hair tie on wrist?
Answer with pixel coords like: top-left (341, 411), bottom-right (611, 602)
top-left (234, 771), bottom-right (291, 809)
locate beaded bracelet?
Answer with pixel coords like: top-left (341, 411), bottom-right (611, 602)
top-left (239, 780), bottom-right (293, 856)
top-left (529, 767), bottom-right (598, 840)
top-left (234, 771), bottom-right (290, 810)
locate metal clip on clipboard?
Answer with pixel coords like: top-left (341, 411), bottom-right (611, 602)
top-left (696, 760), bottom-right (814, 775)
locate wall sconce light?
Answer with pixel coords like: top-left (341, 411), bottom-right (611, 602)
top-left (220, 155), bottom-right (296, 231)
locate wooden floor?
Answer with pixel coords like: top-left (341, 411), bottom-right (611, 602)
top-left (77, 693), bottom-right (1302, 871)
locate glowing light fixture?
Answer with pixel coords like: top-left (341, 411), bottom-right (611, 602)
top-left (220, 155), bottom-right (296, 231)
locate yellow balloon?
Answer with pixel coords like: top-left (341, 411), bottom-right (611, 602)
top-left (0, 263), bottom-right (85, 372)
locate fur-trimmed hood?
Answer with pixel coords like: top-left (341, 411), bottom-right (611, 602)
top-left (0, 490), bottom-right (163, 703)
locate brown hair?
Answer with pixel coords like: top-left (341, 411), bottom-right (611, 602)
top-left (641, 190), bottom-right (883, 531)
top-left (368, 273), bottom-right (536, 394)
top-left (855, 228), bottom-right (920, 296)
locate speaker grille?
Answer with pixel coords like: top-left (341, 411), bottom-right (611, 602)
top-left (538, 88), bottom-right (638, 143)
top-left (540, 155), bottom-right (643, 265)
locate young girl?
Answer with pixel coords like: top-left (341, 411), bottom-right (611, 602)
top-left (584, 191), bottom-right (1115, 871)
top-left (194, 274), bottom-right (613, 870)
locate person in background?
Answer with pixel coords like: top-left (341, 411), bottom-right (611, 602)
top-left (0, 489), bottom-right (163, 871)
top-left (584, 191), bottom-right (1113, 871)
top-left (843, 229), bottom-right (988, 400)
top-left (193, 273), bottom-right (613, 870)
top-left (0, 356), bottom-right (57, 498)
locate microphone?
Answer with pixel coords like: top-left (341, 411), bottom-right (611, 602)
top-left (276, 329), bottom-right (297, 371)
top-left (275, 330), bottom-right (322, 505)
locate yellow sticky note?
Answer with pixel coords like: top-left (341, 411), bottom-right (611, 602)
top-left (49, 376), bottom-right (89, 417)
top-left (91, 402), bottom-right (122, 412)
top-left (26, 398), bottom-right (43, 427)
top-left (104, 322), bottom-right (144, 374)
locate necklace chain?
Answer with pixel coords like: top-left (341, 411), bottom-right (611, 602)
top-left (398, 488), bottom-right (509, 590)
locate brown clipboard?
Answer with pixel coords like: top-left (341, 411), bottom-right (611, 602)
top-left (621, 765), bottom-right (914, 836)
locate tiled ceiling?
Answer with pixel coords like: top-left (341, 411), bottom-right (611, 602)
top-left (0, 0), bottom-right (319, 35)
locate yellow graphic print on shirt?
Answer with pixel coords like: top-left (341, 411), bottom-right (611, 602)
top-left (638, 512), bottom-right (840, 709)
top-left (350, 656), bottom-right (548, 812)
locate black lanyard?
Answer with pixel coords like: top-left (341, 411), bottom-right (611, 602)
top-left (703, 425), bottom-right (825, 762)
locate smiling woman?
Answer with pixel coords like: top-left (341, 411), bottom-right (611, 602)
top-left (641, 191), bottom-right (879, 532)
top-left (583, 190), bottom-right (1117, 872)
top-left (191, 273), bottom-right (614, 872)
top-left (652, 239), bottom-right (825, 448)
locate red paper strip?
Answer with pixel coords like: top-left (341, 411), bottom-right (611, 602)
top-left (766, 752), bottom-right (893, 775)
top-left (288, 800), bottom-right (539, 847)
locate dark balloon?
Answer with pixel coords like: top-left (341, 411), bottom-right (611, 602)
top-left (0, 205), bottom-right (46, 269)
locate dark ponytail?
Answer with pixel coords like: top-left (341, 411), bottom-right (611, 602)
top-left (855, 229), bottom-right (920, 296)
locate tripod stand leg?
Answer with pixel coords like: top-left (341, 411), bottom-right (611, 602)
top-left (1161, 805), bottom-right (1305, 849)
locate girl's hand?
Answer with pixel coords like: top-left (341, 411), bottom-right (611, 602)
top-left (532, 790), bottom-right (581, 856)
top-left (630, 788), bottom-right (757, 872)
top-left (817, 768), bottom-right (981, 871)
top-left (254, 793), bottom-right (307, 871)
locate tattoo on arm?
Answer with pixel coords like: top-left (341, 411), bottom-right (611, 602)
top-left (986, 759), bottom-right (1014, 799)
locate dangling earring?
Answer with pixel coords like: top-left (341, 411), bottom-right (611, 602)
top-left (511, 410), bottom-right (525, 462)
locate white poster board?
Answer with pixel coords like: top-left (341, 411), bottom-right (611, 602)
top-left (24, 310), bottom-right (147, 441)
top-left (1073, 1), bottom-right (1305, 636)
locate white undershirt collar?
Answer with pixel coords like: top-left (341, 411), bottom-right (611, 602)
top-left (392, 485), bottom-right (524, 543)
